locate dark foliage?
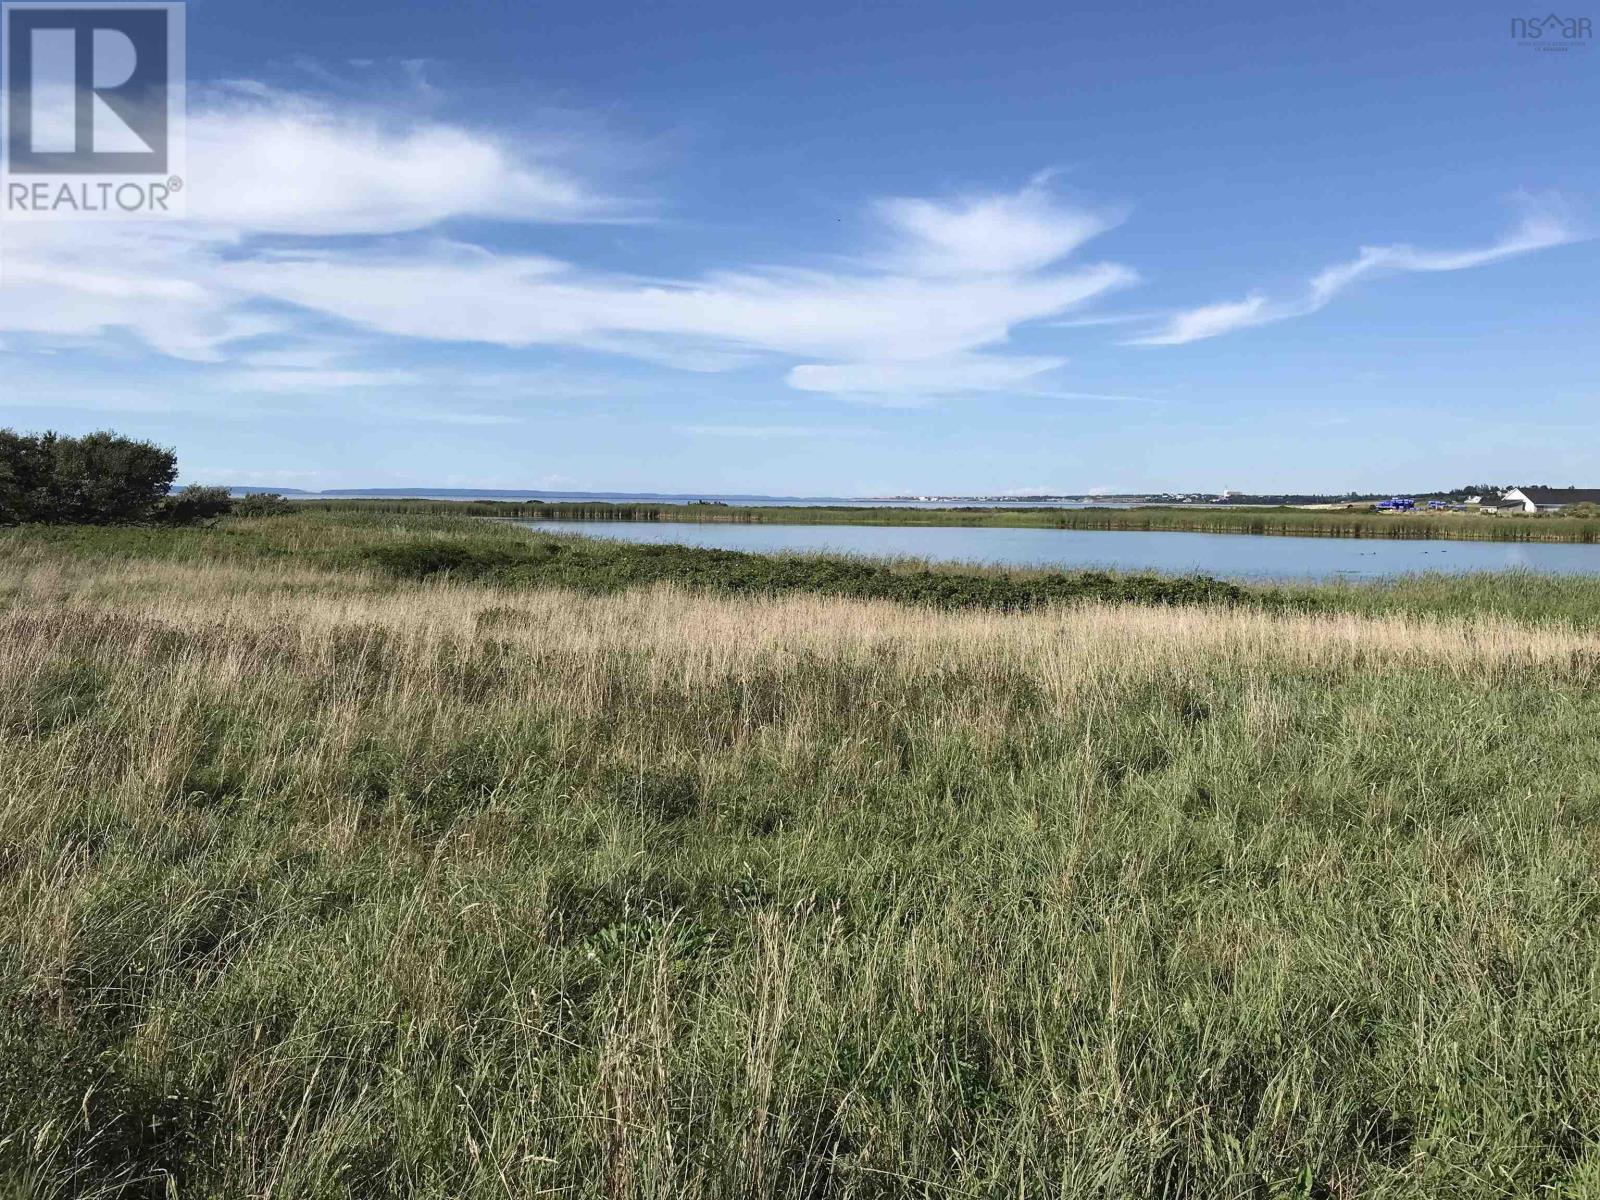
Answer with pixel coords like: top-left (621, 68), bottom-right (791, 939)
top-left (0, 429), bottom-right (178, 525)
top-left (364, 536), bottom-right (1250, 611)
top-left (156, 485), bottom-right (235, 526)
top-left (231, 492), bottom-right (292, 518)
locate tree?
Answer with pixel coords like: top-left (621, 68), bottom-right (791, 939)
top-left (0, 429), bottom-right (57, 523)
top-left (0, 429), bottom-right (178, 525)
top-left (49, 431), bottom-right (178, 523)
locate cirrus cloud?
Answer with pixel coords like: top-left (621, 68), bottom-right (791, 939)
top-left (1129, 196), bottom-right (1581, 346)
top-left (0, 84), bottom-right (1131, 402)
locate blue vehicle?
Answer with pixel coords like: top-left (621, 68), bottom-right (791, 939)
top-left (1372, 496), bottom-right (1417, 512)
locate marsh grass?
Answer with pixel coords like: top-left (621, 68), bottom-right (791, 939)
top-left (11, 509), bottom-right (1600, 629)
top-left (310, 498), bottom-right (1600, 544)
top-left (0, 515), bottom-right (1598, 1197)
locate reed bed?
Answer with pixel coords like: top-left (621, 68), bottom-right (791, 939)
top-left (308, 498), bottom-right (1600, 544)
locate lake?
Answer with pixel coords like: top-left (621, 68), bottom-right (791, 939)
top-left (521, 520), bottom-right (1600, 580)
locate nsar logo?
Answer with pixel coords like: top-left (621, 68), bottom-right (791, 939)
top-left (1511, 12), bottom-right (1593, 48)
top-left (2, 2), bottom-right (185, 219)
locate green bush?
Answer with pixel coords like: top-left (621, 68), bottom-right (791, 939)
top-left (156, 485), bottom-right (235, 526)
top-left (0, 429), bottom-right (177, 525)
top-left (231, 492), bottom-right (292, 519)
top-left (364, 535), bottom-right (1250, 611)
top-left (364, 539), bottom-right (556, 581)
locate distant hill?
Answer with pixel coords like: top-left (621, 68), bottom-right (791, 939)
top-left (313, 488), bottom-right (836, 501)
top-left (170, 486), bottom-right (314, 496)
top-left (219, 487), bottom-right (861, 503)
top-left (185, 487), bottom-right (828, 501)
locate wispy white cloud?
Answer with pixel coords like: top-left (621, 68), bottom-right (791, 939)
top-left (1129, 197), bottom-right (1581, 346)
top-left (785, 354), bottom-right (1068, 401)
top-left (187, 82), bottom-right (628, 233)
top-left (220, 249), bottom-right (1132, 370)
top-left (4, 79), bottom-right (1581, 418)
top-left (0, 222), bottom-right (279, 360)
top-left (0, 81), bottom-right (632, 362)
top-left (0, 85), bottom-right (1130, 401)
top-left (1046, 310), bottom-right (1166, 329)
top-left (872, 181), bottom-right (1119, 277)
top-left (1130, 295), bottom-right (1271, 347)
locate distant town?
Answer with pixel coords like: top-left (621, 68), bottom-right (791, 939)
top-left (855, 486), bottom-right (1600, 513)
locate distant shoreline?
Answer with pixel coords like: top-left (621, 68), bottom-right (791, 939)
top-left (198, 486), bottom-right (1378, 507)
top-left (288, 497), bottom-right (1600, 545)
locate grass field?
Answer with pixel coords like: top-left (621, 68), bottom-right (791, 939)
top-left (2, 511), bottom-right (1599, 1198)
top-left (304, 498), bottom-right (1600, 544)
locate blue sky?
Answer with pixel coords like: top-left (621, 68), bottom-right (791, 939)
top-left (1, 0), bottom-right (1595, 494)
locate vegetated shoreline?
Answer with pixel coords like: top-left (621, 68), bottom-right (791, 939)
top-left (3, 507), bottom-right (1600, 1196)
top-left (10, 507), bottom-right (1600, 629)
top-left (303, 497), bottom-right (1600, 544)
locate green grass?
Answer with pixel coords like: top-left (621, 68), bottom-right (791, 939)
top-left (1, 511), bottom-right (1599, 1197)
top-left (301, 497), bottom-right (1600, 543)
top-left (1273, 570), bottom-right (1600, 629)
top-left (358, 532), bottom-right (1252, 610)
top-left (10, 508), bottom-right (1600, 628)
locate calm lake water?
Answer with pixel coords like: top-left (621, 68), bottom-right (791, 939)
top-left (522, 520), bottom-right (1600, 581)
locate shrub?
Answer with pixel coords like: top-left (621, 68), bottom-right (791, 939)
top-left (156, 485), bottom-right (234, 526)
top-left (364, 539), bottom-right (552, 581)
top-left (363, 536), bottom-right (1250, 611)
top-left (0, 429), bottom-right (54, 524)
top-left (0, 429), bottom-right (177, 525)
top-left (231, 492), bottom-right (292, 519)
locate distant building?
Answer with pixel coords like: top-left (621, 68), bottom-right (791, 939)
top-left (1497, 487), bottom-right (1600, 514)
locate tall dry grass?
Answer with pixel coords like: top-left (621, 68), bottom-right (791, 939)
top-left (1, 546), bottom-right (1598, 1198)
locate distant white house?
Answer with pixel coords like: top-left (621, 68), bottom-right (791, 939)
top-left (1495, 487), bottom-right (1600, 514)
